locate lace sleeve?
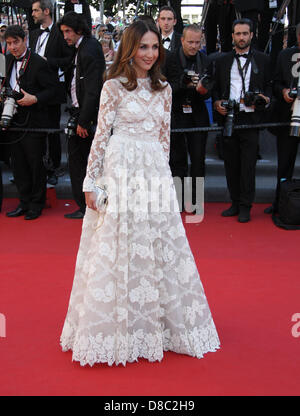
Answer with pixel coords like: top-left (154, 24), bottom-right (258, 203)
top-left (83, 79), bottom-right (120, 192)
top-left (158, 83), bottom-right (172, 161)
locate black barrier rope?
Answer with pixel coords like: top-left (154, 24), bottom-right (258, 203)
top-left (0, 121), bottom-right (292, 138)
top-left (171, 122), bottom-right (290, 133)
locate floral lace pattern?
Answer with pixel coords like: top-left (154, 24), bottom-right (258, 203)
top-left (60, 77), bottom-right (220, 366)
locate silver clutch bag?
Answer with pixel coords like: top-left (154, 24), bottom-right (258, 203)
top-left (95, 184), bottom-right (108, 213)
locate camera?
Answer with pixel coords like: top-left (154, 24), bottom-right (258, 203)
top-left (183, 69), bottom-right (200, 87)
top-left (288, 88), bottom-right (298, 99)
top-left (65, 115), bottom-right (78, 137)
top-left (199, 73), bottom-right (214, 91)
top-left (244, 90), bottom-right (267, 111)
top-left (0, 87), bottom-right (23, 129)
top-left (65, 108), bottom-right (80, 138)
top-left (221, 99), bottom-right (240, 137)
top-left (290, 77), bottom-right (300, 136)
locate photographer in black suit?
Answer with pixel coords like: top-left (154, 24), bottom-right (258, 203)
top-left (58, 12), bottom-right (105, 219)
top-left (165, 24), bottom-right (211, 212)
top-left (30, 0), bottom-right (73, 186)
top-left (157, 6), bottom-right (182, 52)
top-left (265, 23), bottom-right (300, 215)
top-left (3, 25), bottom-right (56, 220)
top-left (213, 19), bottom-right (271, 222)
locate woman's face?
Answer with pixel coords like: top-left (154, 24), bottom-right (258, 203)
top-left (132, 31), bottom-right (159, 78)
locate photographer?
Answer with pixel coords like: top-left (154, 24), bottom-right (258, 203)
top-left (213, 18), bottom-right (271, 223)
top-left (165, 24), bottom-right (211, 212)
top-left (30, 0), bottom-right (73, 186)
top-left (58, 12), bottom-right (105, 219)
top-left (264, 22), bottom-right (300, 215)
top-left (3, 25), bottom-right (56, 220)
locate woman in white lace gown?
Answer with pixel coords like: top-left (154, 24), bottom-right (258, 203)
top-left (60, 20), bottom-right (220, 366)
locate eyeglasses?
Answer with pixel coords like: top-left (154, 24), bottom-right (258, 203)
top-left (0, 29), bottom-right (6, 32)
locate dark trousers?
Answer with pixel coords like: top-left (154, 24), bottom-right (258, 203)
top-left (258, 10), bottom-right (284, 76)
top-left (223, 112), bottom-right (259, 207)
top-left (170, 112), bottom-right (207, 207)
top-left (273, 129), bottom-right (300, 208)
top-left (47, 105), bottom-right (62, 171)
top-left (10, 133), bottom-right (47, 212)
top-left (67, 133), bottom-right (93, 213)
top-left (205, 3), bottom-right (235, 54)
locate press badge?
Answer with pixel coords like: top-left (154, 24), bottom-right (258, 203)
top-left (269, 0), bottom-right (277, 8)
top-left (182, 104), bottom-right (192, 114)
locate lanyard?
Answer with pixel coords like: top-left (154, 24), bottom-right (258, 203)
top-left (36, 32), bottom-right (50, 55)
top-left (235, 54), bottom-right (251, 98)
top-left (12, 51), bottom-right (31, 92)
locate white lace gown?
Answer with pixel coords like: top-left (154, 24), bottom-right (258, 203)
top-left (60, 77), bottom-right (220, 366)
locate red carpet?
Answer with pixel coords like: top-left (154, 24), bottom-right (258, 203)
top-left (0, 199), bottom-right (299, 396)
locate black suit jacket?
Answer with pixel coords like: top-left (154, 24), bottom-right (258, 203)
top-left (165, 47), bottom-right (210, 127)
top-left (66, 36), bottom-right (105, 130)
top-left (212, 49), bottom-right (272, 123)
top-left (272, 46), bottom-right (299, 122)
top-left (169, 31), bottom-right (182, 53)
top-left (5, 50), bottom-right (57, 128)
top-left (29, 24), bottom-right (73, 104)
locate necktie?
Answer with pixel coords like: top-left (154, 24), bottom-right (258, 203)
top-left (237, 53), bottom-right (248, 59)
top-left (162, 37), bottom-right (170, 43)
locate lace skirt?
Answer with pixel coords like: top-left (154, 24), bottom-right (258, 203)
top-left (60, 134), bottom-right (220, 366)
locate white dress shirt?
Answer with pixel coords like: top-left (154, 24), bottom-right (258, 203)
top-left (35, 22), bottom-right (53, 57)
top-left (9, 50), bottom-right (27, 92)
top-left (71, 36), bottom-right (84, 108)
top-left (230, 55), bottom-right (254, 113)
top-left (162, 31), bottom-right (173, 50)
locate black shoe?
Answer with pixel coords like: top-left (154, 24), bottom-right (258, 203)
top-left (6, 206), bottom-right (27, 217)
top-left (221, 204), bottom-right (239, 217)
top-left (238, 206), bottom-right (251, 223)
top-left (47, 173), bottom-right (58, 186)
top-left (64, 209), bottom-right (84, 219)
top-left (25, 210), bottom-right (41, 220)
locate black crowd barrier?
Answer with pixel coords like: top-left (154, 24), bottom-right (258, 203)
top-left (0, 121), bottom-right (291, 136)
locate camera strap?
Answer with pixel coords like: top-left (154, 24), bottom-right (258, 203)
top-left (234, 53), bottom-right (252, 99)
top-left (7, 49), bottom-right (31, 93)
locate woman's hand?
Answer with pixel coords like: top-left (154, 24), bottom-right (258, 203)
top-left (85, 191), bottom-right (97, 211)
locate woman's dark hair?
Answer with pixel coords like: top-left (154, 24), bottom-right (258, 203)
top-left (57, 11), bottom-right (91, 37)
top-left (5, 25), bottom-right (25, 40)
top-left (106, 20), bottom-right (166, 91)
top-left (232, 18), bottom-right (253, 33)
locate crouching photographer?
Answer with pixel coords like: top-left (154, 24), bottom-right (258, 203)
top-left (1, 25), bottom-right (56, 220)
top-left (213, 18), bottom-right (271, 223)
top-left (165, 24), bottom-right (212, 213)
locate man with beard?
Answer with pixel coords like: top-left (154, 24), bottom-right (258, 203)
top-left (213, 19), bottom-right (271, 222)
top-left (30, 0), bottom-right (73, 186)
